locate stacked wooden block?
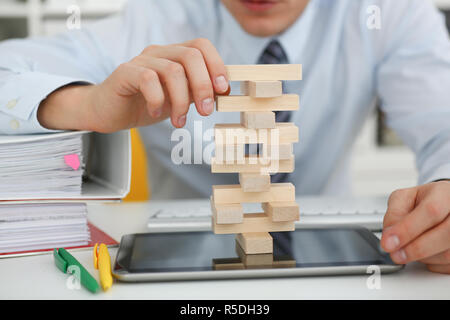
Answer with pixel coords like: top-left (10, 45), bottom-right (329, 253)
top-left (212, 243), bottom-right (296, 270)
top-left (211, 64), bottom-right (302, 255)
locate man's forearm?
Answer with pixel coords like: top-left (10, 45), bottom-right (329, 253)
top-left (37, 84), bottom-right (96, 132)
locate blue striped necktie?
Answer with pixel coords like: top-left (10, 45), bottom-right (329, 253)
top-left (257, 39), bottom-right (291, 184)
top-left (257, 40), bottom-right (293, 254)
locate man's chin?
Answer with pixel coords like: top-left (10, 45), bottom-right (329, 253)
top-left (238, 19), bottom-right (284, 37)
top-left (221, 0), bottom-right (309, 38)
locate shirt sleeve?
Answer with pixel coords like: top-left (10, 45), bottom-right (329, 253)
top-left (0, 0), bottom-right (151, 135)
top-left (376, 0), bottom-right (450, 184)
top-left (0, 70), bottom-right (90, 134)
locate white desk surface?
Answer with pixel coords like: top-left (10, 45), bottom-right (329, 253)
top-left (1, 199), bottom-right (449, 300)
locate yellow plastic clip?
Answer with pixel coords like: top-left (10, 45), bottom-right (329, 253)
top-left (93, 243), bottom-right (99, 269)
top-left (93, 243), bottom-right (113, 291)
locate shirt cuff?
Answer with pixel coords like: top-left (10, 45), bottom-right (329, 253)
top-left (0, 72), bottom-right (91, 134)
top-left (419, 163), bottom-right (450, 185)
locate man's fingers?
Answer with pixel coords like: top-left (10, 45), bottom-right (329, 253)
top-left (420, 249), bottom-right (450, 265)
top-left (133, 39), bottom-right (228, 127)
top-left (114, 63), bottom-right (165, 118)
top-left (147, 44), bottom-right (215, 116)
top-left (159, 59), bottom-right (191, 128)
top-left (383, 187), bottom-right (418, 229)
top-left (174, 45), bottom-right (215, 116)
top-left (381, 189), bottom-right (449, 254)
top-left (137, 68), bottom-right (165, 118)
top-left (380, 187), bottom-right (417, 253)
top-left (381, 198), bottom-right (449, 253)
top-left (426, 264), bottom-right (450, 274)
top-left (133, 56), bottom-right (191, 128)
top-left (183, 38), bottom-right (229, 94)
top-left (389, 216), bottom-right (450, 264)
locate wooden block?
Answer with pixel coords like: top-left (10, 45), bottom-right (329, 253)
top-left (215, 144), bottom-right (245, 164)
top-left (211, 197), bottom-right (244, 224)
top-left (272, 258), bottom-right (297, 268)
top-left (262, 201), bottom-right (300, 222)
top-left (214, 123), bottom-right (298, 145)
top-left (262, 143), bottom-right (293, 160)
top-left (212, 213), bottom-right (295, 234)
top-left (239, 173), bottom-right (270, 192)
top-left (216, 252), bottom-right (296, 269)
top-left (235, 242), bottom-right (274, 266)
top-left (240, 111), bottom-right (276, 129)
top-left (241, 81), bottom-right (282, 98)
top-left (216, 94), bottom-right (298, 112)
top-left (211, 155), bottom-right (294, 174)
top-left (226, 64), bottom-right (302, 81)
top-left (212, 258), bottom-right (245, 270)
top-left (236, 232), bottom-right (273, 254)
top-left (212, 183), bottom-right (295, 204)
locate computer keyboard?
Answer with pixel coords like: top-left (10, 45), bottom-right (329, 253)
top-left (147, 196), bottom-right (388, 232)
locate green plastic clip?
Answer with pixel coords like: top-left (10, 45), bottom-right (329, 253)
top-left (53, 248), bottom-right (68, 273)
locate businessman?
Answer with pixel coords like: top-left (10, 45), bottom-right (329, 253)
top-left (0, 0), bottom-right (449, 273)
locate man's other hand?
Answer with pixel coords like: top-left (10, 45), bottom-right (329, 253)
top-left (381, 181), bottom-right (450, 274)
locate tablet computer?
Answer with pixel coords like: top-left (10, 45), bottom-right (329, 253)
top-left (112, 226), bottom-right (403, 282)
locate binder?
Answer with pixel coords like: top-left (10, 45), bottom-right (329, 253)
top-left (0, 130), bottom-right (130, 257)
top-left (0, 130), bottom-right (131, 203)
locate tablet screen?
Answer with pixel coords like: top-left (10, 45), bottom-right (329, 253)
top-left (115, 227), bottom-right (395, 273)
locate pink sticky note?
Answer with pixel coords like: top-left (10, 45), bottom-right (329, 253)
top-left (64, 154), bottom-right (80, 170)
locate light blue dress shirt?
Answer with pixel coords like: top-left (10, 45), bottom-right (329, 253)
top-left (0, 0), bottom-right (449, 199)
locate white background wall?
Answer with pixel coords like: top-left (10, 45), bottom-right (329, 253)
top-left (1, 0), bottom-right (448, 196)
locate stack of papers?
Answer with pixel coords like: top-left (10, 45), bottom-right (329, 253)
top-left (0, 203), bottom-right (89, 253)
top-left (0, 130), bottom-right (127, 256)
top-left (0, 132), bottom-right (84, 198)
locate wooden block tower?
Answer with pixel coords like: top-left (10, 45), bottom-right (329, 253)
top-left (211, 64), bottom-right (302, 255)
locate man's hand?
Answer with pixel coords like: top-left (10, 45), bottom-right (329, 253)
top-left (38, 38), bottom-right (229, 133)
top-left (381, 181), bottom-right (450, 274)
